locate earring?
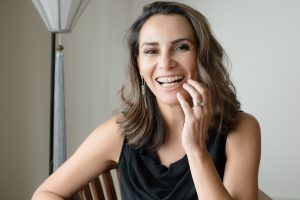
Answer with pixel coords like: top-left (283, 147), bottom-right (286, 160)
top-left (141, 77), bottom-right (147, 109)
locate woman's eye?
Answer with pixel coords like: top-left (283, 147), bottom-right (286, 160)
top-left (143, 49), bottom-right (158, 55)
top-left (175, 44), bottom-right (190, 51)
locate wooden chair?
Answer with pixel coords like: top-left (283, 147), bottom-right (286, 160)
top-left (80, 162), bottom-right (120, 200)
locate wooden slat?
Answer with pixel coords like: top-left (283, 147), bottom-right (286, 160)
top-left (116, 168), bottom-right (121, 187)
top-left (80, 184), bottom-right (93, 200)
top-left (79, 163), bottom-right (119, 200)
top-left (103, 172), bottom-right (117, 200)
top-left (90, 178), bottom-right (105, 200)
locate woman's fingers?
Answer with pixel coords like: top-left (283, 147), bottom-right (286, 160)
top-left (178, 79), bottom-right (212, 120)
top-left (176, 92), bottom-right (193, 118)
top-left (186, 79), bottom-right (212, 113)
top-left (187, 80), bottom-right (211, 104)
top-left (182, 83), bottom-right (204, 110)
top-left (179, 80), bottom-right (212, 151)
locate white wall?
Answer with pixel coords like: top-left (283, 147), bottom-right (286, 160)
top-left (62, 0), bottom-right (131, 154)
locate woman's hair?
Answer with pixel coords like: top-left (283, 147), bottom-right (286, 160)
top-left (116, 1), bottom-right (240, 150)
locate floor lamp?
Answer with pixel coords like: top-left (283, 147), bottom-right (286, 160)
top-left (31, 0), bottom-right (90, 174)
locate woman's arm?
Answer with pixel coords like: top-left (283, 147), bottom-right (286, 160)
top-left (187, 112), bottom-right (261, 200)
top-left (223, 113), bottom-right (261, 199)
top-left (32, 116), bottom-right (124, 200)
top-left (177, 79), bottom-right (260, 199)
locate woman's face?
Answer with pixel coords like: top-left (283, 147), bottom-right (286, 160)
top-left (138, 14), bottom-right (198, 106)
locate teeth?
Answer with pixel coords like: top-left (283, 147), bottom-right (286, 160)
top-left (157, 75), bottom-right (184, 83)
top-left (161, 82), bottom-right (180, 88)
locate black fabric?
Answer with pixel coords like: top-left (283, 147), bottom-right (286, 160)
top-left (118, 127), bottom-right (227, 200)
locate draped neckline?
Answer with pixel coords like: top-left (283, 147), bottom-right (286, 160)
top-left (118, 126), bottom-right (228, 200)
top-left (153, 151), bottom-right (187, 170)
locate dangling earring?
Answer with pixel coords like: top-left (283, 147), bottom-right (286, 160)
top-left (141, 77), bottom-right (147, 109)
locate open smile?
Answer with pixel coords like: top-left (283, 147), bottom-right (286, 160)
top-left (155, 75), bottom-right (185, 88)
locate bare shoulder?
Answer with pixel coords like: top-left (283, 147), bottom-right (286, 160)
top-left (32, 116), bottom-right (124, 199)
top-left (223, 112), bottom-right (261, 199)
top-left (87, 115), bottom-right (124, 162)
top-left (63, 115), bottom-right (124, 183)
top-left (227, 112), bottom-right (261, 149)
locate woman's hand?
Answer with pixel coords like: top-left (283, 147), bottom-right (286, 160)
top-left (176, 79), bottom-right (213, 153)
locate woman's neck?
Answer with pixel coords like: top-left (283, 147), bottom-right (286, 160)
top-left (157, 102), bottom-right (185, 140)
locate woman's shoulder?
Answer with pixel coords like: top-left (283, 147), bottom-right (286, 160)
top-left (90, 115), bottom-right (124, 162)
top-left (226, 111), bottom-right (261, 157)
top-left (93, 115), bottom-right (123, 136)
top-left (228, 112), bottom-right (260, 136)
top-left (223, 112), bottom-right (261, 198)
top-left (32, 116), bottom-right (125, 199)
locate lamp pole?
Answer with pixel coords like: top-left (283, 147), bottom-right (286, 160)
top-left (49, 33), bottom-right (56, 175)
top-left (31, 0), bottom-right (91, 175)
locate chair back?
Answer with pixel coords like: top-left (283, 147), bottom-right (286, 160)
top-left (80, 162), bottom-right (120, 200)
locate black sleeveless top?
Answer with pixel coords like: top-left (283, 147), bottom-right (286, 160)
top-left (118, 127), bottom-right (227, 200)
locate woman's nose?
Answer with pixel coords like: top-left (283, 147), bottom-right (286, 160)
top-left (158, 52), bottom-right (176, 70)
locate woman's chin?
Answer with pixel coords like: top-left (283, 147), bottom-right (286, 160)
top-left (153, 86), bottom-right (191, 107)
top-left (156, 93), bottom-right (189, 107)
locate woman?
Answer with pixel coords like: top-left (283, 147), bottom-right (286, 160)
top-left (32, 1), bottom-right (260, 199)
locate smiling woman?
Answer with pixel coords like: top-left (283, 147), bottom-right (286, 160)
top-left (138, 14), bottom-right (198, 106)
top-left (120, 1), bottom-right (241, 151)
top-left (32, 1), bottom-right (261, 200)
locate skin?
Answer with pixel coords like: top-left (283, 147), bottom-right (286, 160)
top-left (32, 14), bottom-right (261, 200)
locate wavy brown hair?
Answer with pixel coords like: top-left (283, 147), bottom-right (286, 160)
top-left (116, 1), bottom-right (240, 150)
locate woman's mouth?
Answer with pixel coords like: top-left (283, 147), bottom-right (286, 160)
top-left (156, 75), bottom-right (185, 88)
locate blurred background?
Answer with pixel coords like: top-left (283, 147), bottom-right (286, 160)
top-left (0, 0), bottom-right (299, 199)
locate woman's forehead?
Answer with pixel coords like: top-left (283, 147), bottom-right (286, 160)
top-left (139, 14), bottom-right (196, 45)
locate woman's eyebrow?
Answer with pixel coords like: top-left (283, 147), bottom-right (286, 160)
top-left (141, 38), bottom-right (194, 47)
top-left (141, 42), bottom-right (159, 47)
top-left (171, 38), bottom-right (194, 44)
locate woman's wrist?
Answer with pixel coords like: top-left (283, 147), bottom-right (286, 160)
top-left (184, 142), bottom-right (209, 160)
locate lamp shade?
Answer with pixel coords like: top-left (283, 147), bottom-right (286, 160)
top-left (32, 0), bottom-right (90, 33)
